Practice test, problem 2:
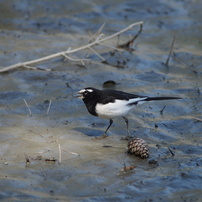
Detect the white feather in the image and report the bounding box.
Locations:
[79,89,93,93]
[96,97,147,119]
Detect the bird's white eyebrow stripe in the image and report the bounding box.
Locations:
[87,89,93,92]
[79,89,94,93]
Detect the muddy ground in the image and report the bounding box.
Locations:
[0,0,201,201]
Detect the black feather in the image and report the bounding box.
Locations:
[144,97,181,101]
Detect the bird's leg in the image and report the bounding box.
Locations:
[122,116,131,140]
[93,119,113,140]
[103,119,113,137]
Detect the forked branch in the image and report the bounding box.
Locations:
[0,21,143,73]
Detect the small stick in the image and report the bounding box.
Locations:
[173,55,198,74]
[160,105,166,115]
[23,99,32,116]
[62,53,90,64]
[88,23,106,43]
[88,47,106,61]
[168,147,175,157]
[58,143,80,164]
[58,143,62,163]
[117,23,143,51]
[46,100,52,115]
[60,146,80,157]
[165,35,176,66]
[24,65,51,71]
[173,55,193,68]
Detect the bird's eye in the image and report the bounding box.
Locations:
[83,91,88,96]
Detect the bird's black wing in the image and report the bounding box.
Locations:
[101,89,145,101]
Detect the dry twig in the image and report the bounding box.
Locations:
[88,23,106,43]
[46,99,52,115]
[168,147,175,157]
[160,105,166,115]
[117,23,143,51]
[58,143,80,163]
[0,21,143,73]
[165,34,176,66]
[23,99,32,116]
[58,143,62,163]
[173,55,198,74]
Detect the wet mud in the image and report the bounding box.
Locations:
[0,0,202,201]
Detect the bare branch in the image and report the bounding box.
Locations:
[0,21,143,73]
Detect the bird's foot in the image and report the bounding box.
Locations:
[92,134,108,140]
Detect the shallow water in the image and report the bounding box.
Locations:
[0,0,202,201]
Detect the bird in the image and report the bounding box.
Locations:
[77,87,181,139]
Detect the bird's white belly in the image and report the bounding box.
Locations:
[95,99,135,119]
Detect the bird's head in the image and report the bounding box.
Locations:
[77,87,96,100]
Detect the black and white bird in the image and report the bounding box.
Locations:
[77,87,181,138]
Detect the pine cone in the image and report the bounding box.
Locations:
[127,138,149,159]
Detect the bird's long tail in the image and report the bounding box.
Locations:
[128,96,181,106]
[145,96,181,101]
